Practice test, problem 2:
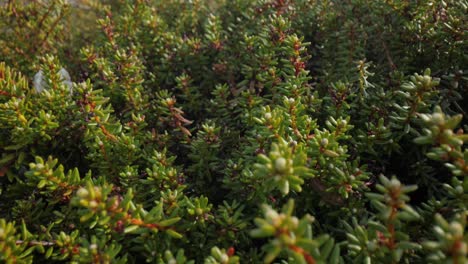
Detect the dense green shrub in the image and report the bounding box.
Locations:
[1,0,467,263]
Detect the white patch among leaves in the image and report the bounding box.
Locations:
[33,68,73,95]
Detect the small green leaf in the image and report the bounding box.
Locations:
[166,229,183,239]
[323,150,339,158]
[37,180,47,189]
[0,153,15,165]
[159,217,181,227]
[124,225,140,234]
[45,247,54,259]
[18,246,36,258]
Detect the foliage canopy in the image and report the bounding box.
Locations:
[0,0,467,263]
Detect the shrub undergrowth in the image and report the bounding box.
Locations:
[0,0,466,263]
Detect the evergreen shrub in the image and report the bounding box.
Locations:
[0,0,467,263]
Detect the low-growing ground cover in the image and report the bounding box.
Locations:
[0,0,466,263]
